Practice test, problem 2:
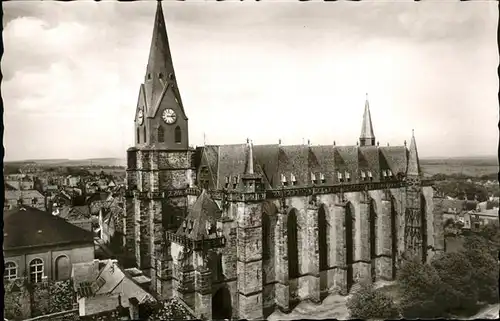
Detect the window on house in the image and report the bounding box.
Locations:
[175,126,182,144]
[147,73,151,80]
[233,176,239,189]
[338,171,343,183]
[345,172,351,182]
[136,128,140,143]
[32,198,38,205]
[29,258,44,283]
[382,170,387,179]
[143,127,147,143]
[225,176,230,188]
[368,171,373,181]
[320,173,325,184]
[291,174,297,186]
[158,126,165,143]
[361,171,366,181]
[387,170,393,177]
[4,262,17,281]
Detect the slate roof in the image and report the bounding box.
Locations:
[4,206,94,250]
[194,143,410,189]
[176,190,222,240]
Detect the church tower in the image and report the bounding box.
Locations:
[359,94,376,147]
[125,0,194,298]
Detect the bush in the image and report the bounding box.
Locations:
[147,299,193,320]
[346,281,399,320]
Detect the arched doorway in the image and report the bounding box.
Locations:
[345,203,355,292]
[212,286,232,319]
[369,200,377,282]
[55,255,70,281]
[420,195,428,263]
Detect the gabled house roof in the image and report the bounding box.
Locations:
[4,206,94,250]
[72,259,155,316]
[176,190,222,240]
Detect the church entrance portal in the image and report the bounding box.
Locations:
[212,286,232,320]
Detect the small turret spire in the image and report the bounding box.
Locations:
[245,139,254,175]
[407,129,420,176]
[360,93,375,146]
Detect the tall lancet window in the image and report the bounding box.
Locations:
[136,128,140,143]
[143,127,147,143]
[175,126,181,143]
[158,126,165,143]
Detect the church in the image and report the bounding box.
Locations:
[124,2,445,320]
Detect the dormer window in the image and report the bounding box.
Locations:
[345,172,351,182]
[225,176,229,188]
[311,172,317,184]
[338,171,343,183]
[320,173,325,184]
[361,171,366,181]
[382,170,387,179]
[281,174,287,186]
[291,174,297,186]
[368,171,373,181]
[387,169,393,177]
[233,175,239,189]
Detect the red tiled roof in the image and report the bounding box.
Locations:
[4,206,94,250]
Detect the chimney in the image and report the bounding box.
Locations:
[129,297,140,320]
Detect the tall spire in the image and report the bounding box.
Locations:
[244,139,254,175]
[407,129,420,176]
[144,1,183,112]
[360,93,375,147]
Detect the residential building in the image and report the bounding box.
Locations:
[72,259,155,318]
[3,206,95,283]
[4,189,46,211]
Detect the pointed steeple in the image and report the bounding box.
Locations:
[407,129,420,176]
[244,139,254,175]
[144,1,184,115]
[360,93,375,147]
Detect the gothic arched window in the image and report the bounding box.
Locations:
[158,126,165,143]
[143,127,147,143]
[136,128,140,143]
[175,126,181,144]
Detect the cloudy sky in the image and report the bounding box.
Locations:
[2,0,498,161]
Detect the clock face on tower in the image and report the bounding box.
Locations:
[137,109,144,125]
[162,108,177,124]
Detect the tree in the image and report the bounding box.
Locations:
[431,252,479,315]
[397,258,449,319]
[463,229,500,304]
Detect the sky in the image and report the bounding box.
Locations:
[2,0,498,161]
